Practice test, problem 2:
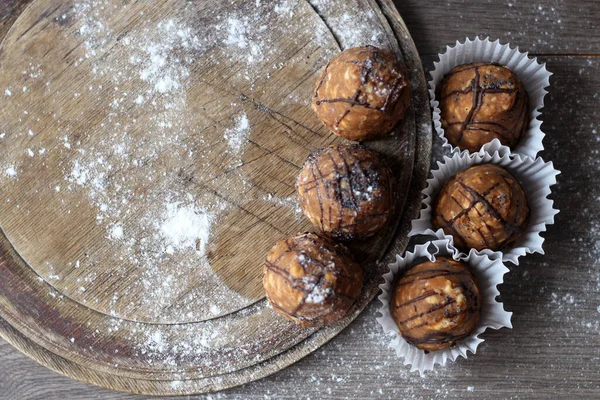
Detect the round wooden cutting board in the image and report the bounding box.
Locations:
[0,0,431,395]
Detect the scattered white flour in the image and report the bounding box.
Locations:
[263,193,302,215]
[23,63,43,79]
[309,1,386,48]
[130,19,203,95]
[107,223,124,241]
[273,0,297,17]
[209,304,221,315]
[305,285,332,304]
[0,0,330,326]
[68,160,92,186]
[335,12,383,47]
[4,166,17,178]
[159,202,214,256]
[224,17,249,49]
[224,112,250,155]
[221,15,265,65]
[73,0,113,59]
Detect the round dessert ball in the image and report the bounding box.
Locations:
[391,257,482,351]
[263,232,363,328]
[438,62,529,152]
[312,46,411,141]
[297,144,396,240]
[432,164,529,252]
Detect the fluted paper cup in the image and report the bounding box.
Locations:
[409,140,560,265]
[376,238,512,375]
[429,37,552,158]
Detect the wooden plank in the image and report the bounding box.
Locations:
[393,0,600,56]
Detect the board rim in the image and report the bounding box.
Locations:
[0,0,433,394]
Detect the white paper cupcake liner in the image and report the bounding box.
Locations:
[376,238,512,376]
[409,140,560,265]
[429,37,552,158]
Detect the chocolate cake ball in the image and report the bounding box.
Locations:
[297,144,396,240]
[438,62,529,152]
[263,232,363,328]
[432,164,529,252]
[312,46,411,141]
[391,257,482,351]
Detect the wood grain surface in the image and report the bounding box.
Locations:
[0,0,432,396]
[1,0,600,399]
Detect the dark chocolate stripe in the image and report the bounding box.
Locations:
[399,299,457,324]
[457,180,524,235]
[396,290,438,308]
[334,109,350,128]
[314,97,380,110]
[410,308,469,330]
[441,85,473,100]
[471,199,498,249]
[309,159,327,230]
[443,86,518,101]
[324,151,345,231]
[337,148,359,211]
[483,88,519,94]
[460,67,483,143]
[441,182,501,229]
[441,64,481,80]
[396,270,471,287]
[406,330,471,347]
[381,74,402,112]
[314,62,329,98]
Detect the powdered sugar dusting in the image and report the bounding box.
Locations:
[308,0,388,49]
[159,202,214,256]
[224,112,250,155]
[305,283,332,304]
[107,223,124,241]
[130,19,203,95]
[4,165,17,178]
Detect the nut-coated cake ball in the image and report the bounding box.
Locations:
[432,164,529,251]
[438,62,529,152]
[312,46,411,141]
[297,144,396,240]
[391,257,482,351]
[263,232,363,328]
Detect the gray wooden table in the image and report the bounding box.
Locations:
[1,1,599,399]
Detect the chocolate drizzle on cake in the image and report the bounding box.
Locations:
[390,257,482,352]
[297,144,395,240]
[438,62,530,152]
[433,164,529,252]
